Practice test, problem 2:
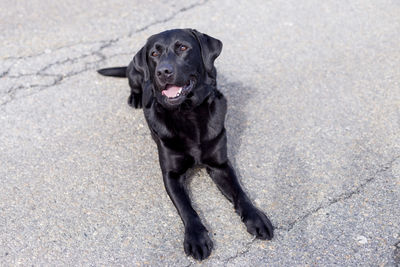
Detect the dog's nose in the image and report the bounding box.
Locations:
[156,64,174,79]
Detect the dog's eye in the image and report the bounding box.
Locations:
[151,51,159,57]
[180,45,188,51]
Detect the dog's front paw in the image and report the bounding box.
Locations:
[184,223,213,261]
[241,207,274,240]
[127,93,142,108]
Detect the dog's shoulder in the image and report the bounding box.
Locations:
[207,88,227,116]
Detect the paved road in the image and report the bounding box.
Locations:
[1,0,399,265]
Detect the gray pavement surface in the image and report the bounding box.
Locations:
[1,0,400,266]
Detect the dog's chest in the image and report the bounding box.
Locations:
[173,110,210,143]
[175,95,226,142]
[146,95,226,162]
[171,112,213,163]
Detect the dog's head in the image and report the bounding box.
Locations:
[127,29,222,109]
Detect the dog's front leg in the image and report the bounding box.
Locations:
[206,161,274,240]
[158,145,213,260]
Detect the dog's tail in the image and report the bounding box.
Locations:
[97,67,127,78]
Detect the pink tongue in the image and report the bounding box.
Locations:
[162,85,182,98]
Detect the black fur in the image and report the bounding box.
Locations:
[98,29,273,261]
[97,67,127,77]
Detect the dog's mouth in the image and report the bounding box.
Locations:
[161,78,195,100]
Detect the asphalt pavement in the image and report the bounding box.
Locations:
[1,0,399,266]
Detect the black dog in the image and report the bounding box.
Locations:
[98,29,273,260]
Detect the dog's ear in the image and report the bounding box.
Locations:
[127,46,152,108]
[189,29,223,85]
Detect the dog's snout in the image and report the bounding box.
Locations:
[157,64,174,79]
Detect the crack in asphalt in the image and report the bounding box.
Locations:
[276,155,400,232]
[129,0,209,37]
[221,237,256,265]
[394,238,400,264]
[0,68,10,78]
[0,0,209,107]
[216,155,399,264]
[0,39,117,106]
[2,39,115,62]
